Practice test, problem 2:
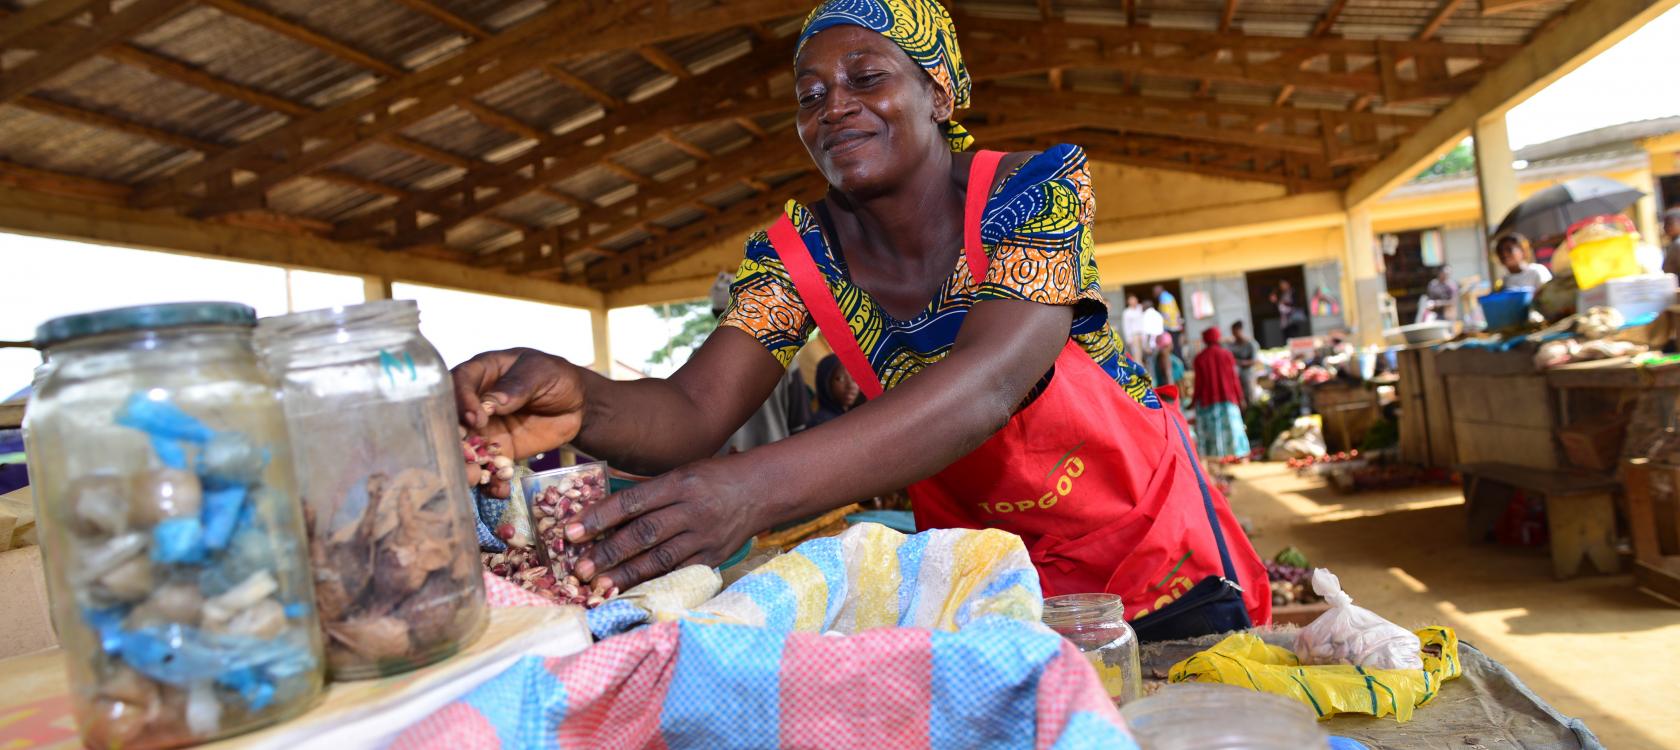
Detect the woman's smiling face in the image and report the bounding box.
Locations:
[794,25,951,197]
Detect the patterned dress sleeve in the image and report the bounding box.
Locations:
[717,203,816,368]
[975,144,1105,315]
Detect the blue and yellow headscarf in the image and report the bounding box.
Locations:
[797,0,974,152]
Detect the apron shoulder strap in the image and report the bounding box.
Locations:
[765,150,1008,401]
[964,150,1004,282]
[767,214,886,399]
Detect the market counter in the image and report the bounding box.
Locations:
[0,605,591,749]
[1142,630,1602,750]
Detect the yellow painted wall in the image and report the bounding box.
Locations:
[1096,225,1346,288]
[1645,133,1680,176]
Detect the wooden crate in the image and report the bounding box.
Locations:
[1621,459,1680,607]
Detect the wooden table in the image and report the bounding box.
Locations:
[1458,462,1620,579]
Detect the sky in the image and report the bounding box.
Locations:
[3,4,1678,393]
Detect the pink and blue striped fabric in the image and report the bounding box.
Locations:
[393,619,1133,750]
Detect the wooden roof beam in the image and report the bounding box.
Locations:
[139,0,811,213]
[735,117,769,139]
[506,141,807,272]
[100,42,474,170]
[955,16,1518,59]
[198,0,405,78]
[588,171,827,288]
[974,87,1426,131]
[1349,0,1677,207]
[388,0,488,39]
[0,0,190,106]
[342,41,792,247]
[601,161,656,188]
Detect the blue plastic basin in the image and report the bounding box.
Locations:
[1479,290,1533,330]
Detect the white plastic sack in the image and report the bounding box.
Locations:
[1294,568,1422,670]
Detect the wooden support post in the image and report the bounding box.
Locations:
[363,275,394,301]
[590,307,613,377]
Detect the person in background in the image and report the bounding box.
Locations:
[807,354,862,428]
[712,273,810,453]
[1495,233,1552,291]
[1152,332,1185,390]
[1270,279,1304,339]
[1424,266,1458,321]
[1191,327,1250,474]
[1121,294,1145,364]
[1662,208,1680,278]
[1138,299,1165,365]
[1154,284,1184,351]
[1226,320,1257,409]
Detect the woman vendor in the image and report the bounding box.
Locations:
[453,0,1269,635]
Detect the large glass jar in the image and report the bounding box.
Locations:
[1043,593,1142,706]
[1121,683,1330,749]
[26,303,325,750]
[256,301,487,680]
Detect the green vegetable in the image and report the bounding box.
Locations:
[1273,546,1310,569]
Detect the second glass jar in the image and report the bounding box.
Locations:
[1043,593,1142,706]
[257,301,487,679]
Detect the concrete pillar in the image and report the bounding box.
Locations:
[1473,116,1519,278]
[590,307,613,377]
[362,275,393,301]
[1342,206,1385,347]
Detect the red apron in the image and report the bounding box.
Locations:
[765,151,1270,625]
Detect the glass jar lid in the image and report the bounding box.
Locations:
[1043,593,1126,628]
[34,302,256,349]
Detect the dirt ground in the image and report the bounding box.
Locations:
[1225,462,1680,750]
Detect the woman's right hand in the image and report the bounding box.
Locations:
[452,348,588,475]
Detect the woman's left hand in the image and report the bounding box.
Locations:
[565,454,768,591]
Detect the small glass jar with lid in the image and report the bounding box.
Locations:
[256,300,487,680]
[27,302,325,750]
[1042,593,1142,706]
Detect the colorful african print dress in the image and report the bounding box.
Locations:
[720,144,1156,406]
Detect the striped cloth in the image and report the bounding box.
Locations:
[397,524,1137,749]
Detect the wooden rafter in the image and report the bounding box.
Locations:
[587,171,827,288]
[978,88,1425,133]
[639,45,693,79]
[388,0,488,39]
[1419,0,1469,41]
[1314,0,1351,36]
[662,133,715,161]
[506,141,807,272]
[546,66,622,109]
[339,41,792,247]
[0,0,191,106]
[198,0,405,78]
[97,41,473,170]
[137,0,811,213]
[0,0,99,51]
[1219,0,1240,32]
[458,100,546,141]
[602,161,657,188]
[970,94,1325,154]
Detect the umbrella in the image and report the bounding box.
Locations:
[1492,176,1646,242]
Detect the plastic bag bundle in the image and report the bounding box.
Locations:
[1294,568,1421,670]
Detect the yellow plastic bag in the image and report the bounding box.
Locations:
[1166,626,1462,722]
[1565,215,1643,290]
